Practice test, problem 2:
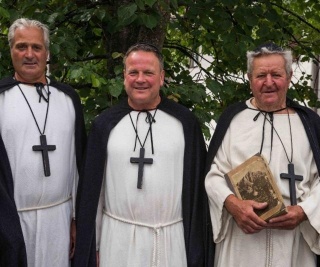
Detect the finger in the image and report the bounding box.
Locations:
[69,246,75,259]
[248,212,268,227]
[240,217,266,233]
[268,212,290,223]
[69,239,75,259]
[242,223,262,234]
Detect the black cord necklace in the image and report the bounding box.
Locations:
[251,105,303,205]
[129,109,157,189]
[255,109,292,163]
[17,80,56,177]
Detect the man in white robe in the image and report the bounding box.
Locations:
[205,43,320,267]
[73,43,213,266]
[0,18,86,266]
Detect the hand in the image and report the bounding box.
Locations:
[266,205,307,230]
[69,219,76,259]
[96,251,100,267]
[224,194,268,234]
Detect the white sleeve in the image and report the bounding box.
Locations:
[205,131,235,243]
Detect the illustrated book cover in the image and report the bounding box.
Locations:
[225,153,287,221]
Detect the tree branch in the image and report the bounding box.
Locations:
[270,1,320,34]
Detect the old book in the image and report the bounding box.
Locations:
[225,153,287,221]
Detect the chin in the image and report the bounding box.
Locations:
[133,97,148,103]
[262,96,280,105]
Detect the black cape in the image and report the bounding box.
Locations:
[73,96,214,266]
[0,77,86,267]
[205,98,320,266]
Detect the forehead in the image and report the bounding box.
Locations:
[252,54,286,71]
[125,51,160,67]
[13,26,45,46]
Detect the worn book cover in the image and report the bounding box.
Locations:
[225,153,287,221]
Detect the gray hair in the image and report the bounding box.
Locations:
[8,18,50,51]
[123,43,164,70]
[247,44,292,76]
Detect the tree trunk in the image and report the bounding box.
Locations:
[103,0,170,78]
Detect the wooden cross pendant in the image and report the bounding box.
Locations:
[32,135,56,177]
[280,163,303,205]
[130,147,153,189]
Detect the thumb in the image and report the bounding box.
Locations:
[252,201,268,210]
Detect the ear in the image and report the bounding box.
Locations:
[46,51,50,62]
[123,68,126,83]
[247,73,254,91]
[160,70,165,86]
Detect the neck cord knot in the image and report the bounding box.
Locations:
[250,106,293,164]
[130,109,157,154]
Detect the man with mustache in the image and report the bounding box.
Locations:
[205,43,320,266]
[0,18,86,266]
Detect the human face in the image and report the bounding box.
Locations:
[124,51,164,110]
[10,26,49,83]
[248,54,292,111]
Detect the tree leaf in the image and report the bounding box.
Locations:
[144,0,157,8]
[117,3,137,19]
[0,6,10,18]
[138,13,159,29]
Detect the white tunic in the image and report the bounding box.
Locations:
[96,110,187,267]
[205,99,320,267]
[0,84,78,267]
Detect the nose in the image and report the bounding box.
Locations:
[264,74,274,86]
[136,72,146,82]
[25,46,34,58]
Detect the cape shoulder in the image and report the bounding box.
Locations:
[92,98,132,132]
[159,97,200,126]
[206,101,247,172]
[288,98,320,122]
[50,79,80,101]
[0,77,19,93]
[288,99,320,173]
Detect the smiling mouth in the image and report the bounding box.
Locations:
[24,62,37,66]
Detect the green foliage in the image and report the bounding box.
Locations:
[0,0,319,138]
[0,6,10,18]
